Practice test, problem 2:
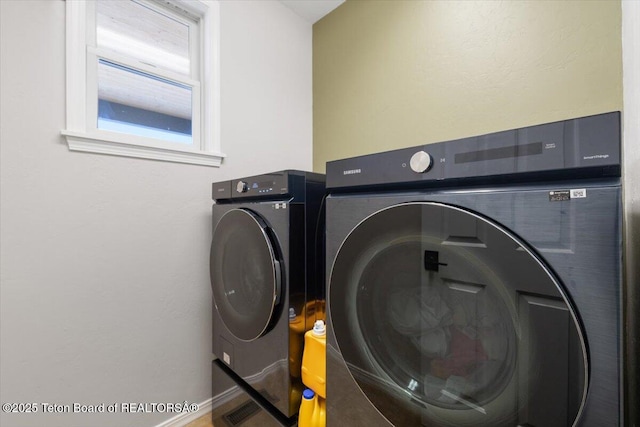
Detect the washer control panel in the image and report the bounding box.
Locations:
[326,112,620,190]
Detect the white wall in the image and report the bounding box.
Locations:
[622,2,640,425]
[220,0,313,175]
[0,1,312,426]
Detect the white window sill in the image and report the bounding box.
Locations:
[62,130,225,167]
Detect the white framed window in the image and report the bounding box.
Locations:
[62,0,224,167]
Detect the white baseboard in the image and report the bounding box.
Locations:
[209,384,244,409]
[153,397,212,427]
[153,387,243,427]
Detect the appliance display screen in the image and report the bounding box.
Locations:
[252,180,276,189]
[455,142,543,164]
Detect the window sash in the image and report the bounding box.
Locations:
[96,0,194,77]
[86,48,202,150]
[87,0,200,149]
[63,0,223,167]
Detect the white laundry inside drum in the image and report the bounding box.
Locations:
[359,240,516,411]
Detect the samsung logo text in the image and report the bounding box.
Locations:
[343,169,362,175]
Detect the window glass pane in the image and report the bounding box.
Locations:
[97,0,190,76]
[97,59,192,144]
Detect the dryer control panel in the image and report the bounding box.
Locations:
[327,111,621,190]
[212,170,325,202]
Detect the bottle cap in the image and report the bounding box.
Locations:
[312,320,326,336]
[303,388,315,399]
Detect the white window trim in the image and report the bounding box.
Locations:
[62,0,224,167]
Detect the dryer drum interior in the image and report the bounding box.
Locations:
[211,208,282,342]
[329,202,588,427]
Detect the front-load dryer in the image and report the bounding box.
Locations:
[325,112,622,427]
[210,170,325,421]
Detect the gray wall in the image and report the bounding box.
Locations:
[0,1,312,426]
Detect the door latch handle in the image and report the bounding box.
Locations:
[424,250,447,272]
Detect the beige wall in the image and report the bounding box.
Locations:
[313,0,622,172]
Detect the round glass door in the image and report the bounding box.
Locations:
[329,202,587,427]
[210,208,282,342]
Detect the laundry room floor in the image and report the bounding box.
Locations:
[185,413,213,427]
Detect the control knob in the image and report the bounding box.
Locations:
[410,151,433,173]
[236,181,248,193]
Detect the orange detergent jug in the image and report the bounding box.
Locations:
[301,320,326,398]
[315,396,326,427]
[298,388,326,427]
[298,388,316,427]
[290,301,325,377]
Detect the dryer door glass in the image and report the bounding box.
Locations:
[329,202,587,427]
[211,208,281,342]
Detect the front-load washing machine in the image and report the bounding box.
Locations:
[210,170,325,421]
[325,112,622,427]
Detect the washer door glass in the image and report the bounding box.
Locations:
[329,202,587,427]
[211,208,281,342]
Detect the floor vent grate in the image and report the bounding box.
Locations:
[222,400,260,426]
